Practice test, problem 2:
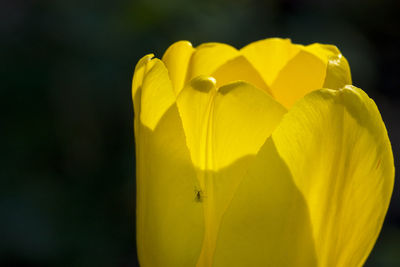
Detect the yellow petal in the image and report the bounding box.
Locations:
[187,42,239,80]
[134,57,205,266]
[135,86,204,266]
[161,41,195,94]
[211,55,273,95]
[132,54,155,133]
[213,138,318,266]
[305,44,352,89]
[241,38,301,86]
[324,50,352,89]
[176,76,287,171]
[175,77,286,266]
[140,58,176,130]
[271,86,394,266]
[132,54,155,103]
[270,48,326,108]
[271,43,352,108]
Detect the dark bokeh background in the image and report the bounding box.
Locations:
[1,0,399,266]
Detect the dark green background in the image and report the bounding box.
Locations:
[1,0,399,266]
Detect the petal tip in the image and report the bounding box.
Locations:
[143,53,155,62]
[177,40,193,47]
[218,80,248,95]
[162,41,194,62]
[133,54,155,74]
[340,85,365,100]
[190,76,216,92]
[170,40,193,48]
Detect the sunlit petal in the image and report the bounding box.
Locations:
[187,42,239,81]
[272,85,394,266]
[135,62,204,265]
[176,76,286,171]
[241,38,301,86]
[213,137,318,266]
[162,41,194,95]
[132,54,155,133]
[211,55,273,95]
[270,48,326,108]
[175,77,287,266]
[266,42,352,108]
[139,59,176,130]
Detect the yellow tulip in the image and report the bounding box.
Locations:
[132,38,394,267]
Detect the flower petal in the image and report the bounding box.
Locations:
[187,42,239,81]
[211,55,273,95]
[140,58,176,130]
[132,54,155,124]
[240,38,301,86]
[161,41,195,94]
[176,77,287,171]
[213,138,318,266]
[135,107,205,267]
[134,57,205,266]
[304,44,352,89]
[324,50,352,89]
[270,48,326,108]
[176,77,287,265]
[270,43,352,108]
[271,86,394,266]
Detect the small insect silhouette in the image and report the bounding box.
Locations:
[194,187,205,202]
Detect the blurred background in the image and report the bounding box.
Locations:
[1,0,399,266]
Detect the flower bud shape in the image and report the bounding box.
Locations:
[132,38,394,267]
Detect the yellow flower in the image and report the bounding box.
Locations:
[132,38,394,267]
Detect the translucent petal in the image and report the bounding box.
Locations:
[270,48,326,108]
[304,44,352,89]
[132,54,155,105]
[176,76,286,171]
[271,86,394,266]
[132,54,155,134]
[161,41,194,94]
[134,62,205,265]
[241,38,301,86]
[134,55,205,267]
[135,107,204,267]
[270,43,352,108]
[187,42,239,80]
[213,138,318,266]
[175,78,287,266]
[140,58,176,130]
[211,56,273,95]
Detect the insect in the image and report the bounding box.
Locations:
[194,187,205,202]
